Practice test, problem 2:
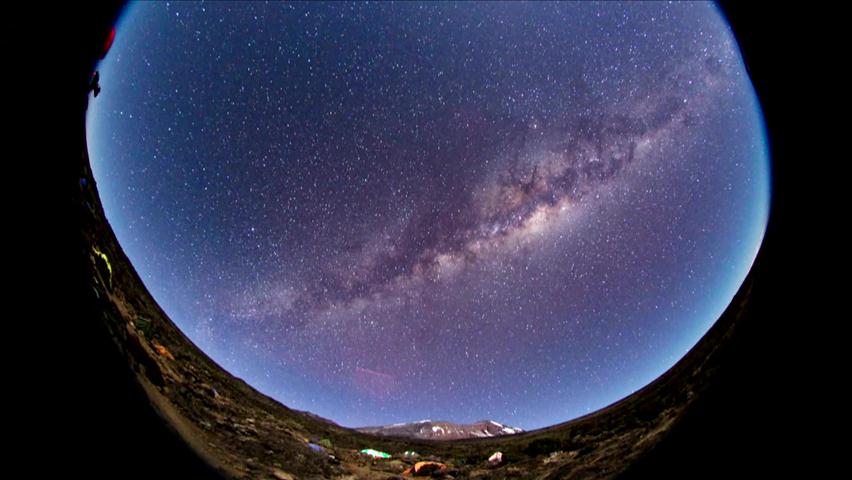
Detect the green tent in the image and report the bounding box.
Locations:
[360,449,391,459]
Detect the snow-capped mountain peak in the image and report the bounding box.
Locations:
[356,419,524,441]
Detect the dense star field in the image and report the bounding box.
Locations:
[87,2,769,430]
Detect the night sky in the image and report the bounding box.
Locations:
[87,1,769,430]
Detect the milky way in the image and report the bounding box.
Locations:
[88,2,769,429]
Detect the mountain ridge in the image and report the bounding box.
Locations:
[356,419,524,441]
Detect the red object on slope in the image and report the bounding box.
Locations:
[101,27,116,59]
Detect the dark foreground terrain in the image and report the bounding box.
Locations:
[52,3,798,479]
